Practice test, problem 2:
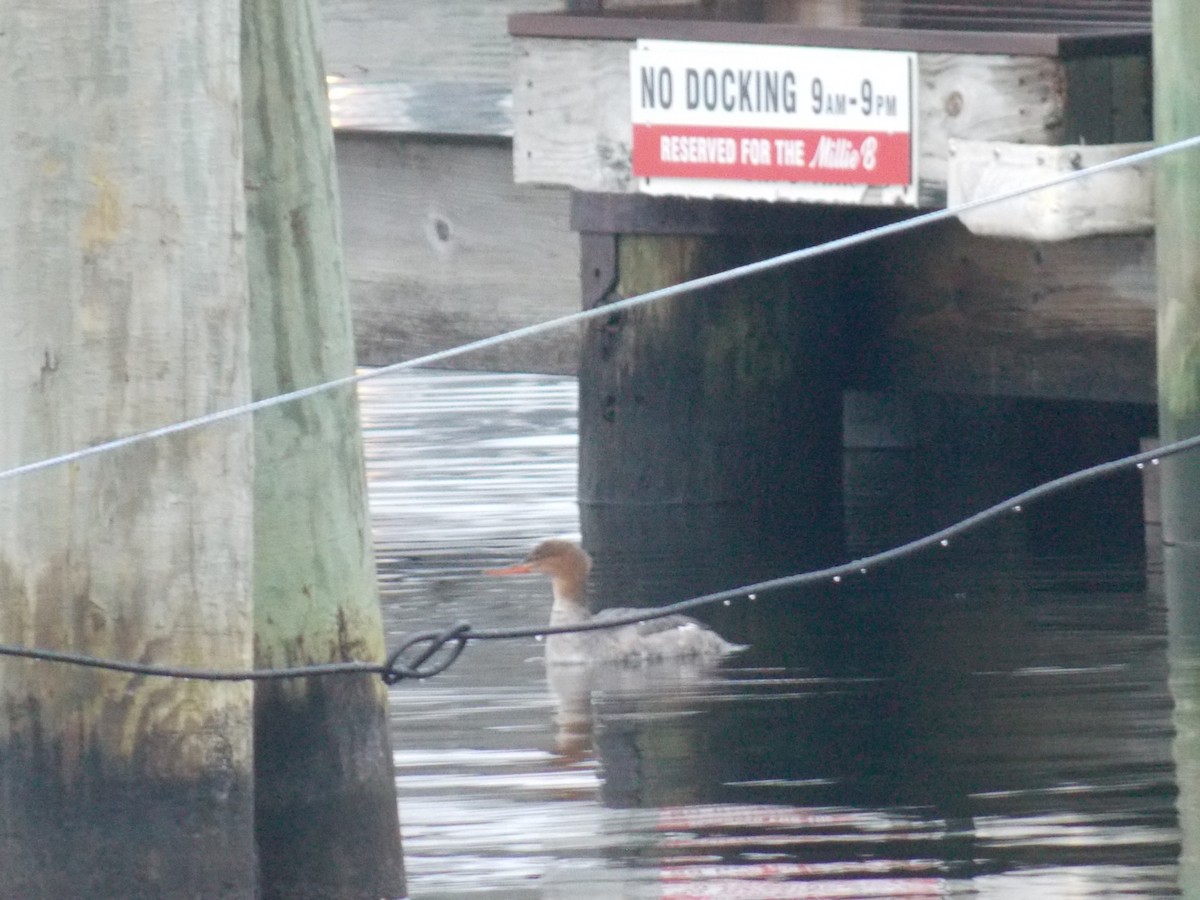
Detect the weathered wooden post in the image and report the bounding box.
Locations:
[577,198,846,612]
[241,1,406,897]
[0,2,256,896]
[1155,2,1200,895]
[1156,3,1200,549]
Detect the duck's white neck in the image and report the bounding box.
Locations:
[549,575,590,626]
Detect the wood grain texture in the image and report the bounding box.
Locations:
[877,221,1156,402]
[337,134,581,373]
[580,230,847,584]
[242,1,405,895]
[321,0,561,136]
[513,36,1149,206]
[329,79,513,136]
[1153,0,1200,545]
[915,53,1069,202]
[948,140,1153,241]
[0,1,255,895]
[322,0,555,84]
[514,38,635,193]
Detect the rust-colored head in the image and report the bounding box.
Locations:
[486,539,592,582]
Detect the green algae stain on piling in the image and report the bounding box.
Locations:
[1158,293,1200,422]
[254,674,401,900]
[0,0,258,894]
[701,285,796,395]
[1155,1,1200,548]
[582,223,844,568]
[241,0,404,896]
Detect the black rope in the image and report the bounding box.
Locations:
[381,623,472,684]
[0,643,385,681]
[0,623,473,683]
[0,431,1196,683]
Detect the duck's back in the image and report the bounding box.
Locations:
[546,608,746,665]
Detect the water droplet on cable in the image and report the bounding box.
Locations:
[535,635,544,643]
[748,593,757,601]
[723,599,731,606]
[1012,504,1022,513]
[940,539,949,547]
[1151,458,1161,466]
[1137,463,1145,470]
[859,567,868,575]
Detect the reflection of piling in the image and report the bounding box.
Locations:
[1156,4,1200,897]
[0,5,256,896]
[242,0,405,897]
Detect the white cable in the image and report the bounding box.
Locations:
[2,134,1197,484]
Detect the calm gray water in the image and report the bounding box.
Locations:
[359,369,1179,899]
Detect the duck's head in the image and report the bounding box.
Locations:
[487,539,591,579]
[486,539,592,606]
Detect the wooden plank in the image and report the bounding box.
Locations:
[948,140,1153,241]
[336,134,580,373]
[883,0,1149,31]
[509,11,1151,57]
[323,0,555,84]
[875,222,1156,403]
[329,79,513,137]
[514,37,1147,206]
[322,0,553,136]
[514,38,634,194]
[601,0,1152,28]
[764,0,866,27]
[915,53,1074,204]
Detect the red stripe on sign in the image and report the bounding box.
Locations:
[632,124,911,186]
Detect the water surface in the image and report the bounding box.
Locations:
[360,369,1178,899]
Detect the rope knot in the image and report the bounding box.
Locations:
[381,623,472,684]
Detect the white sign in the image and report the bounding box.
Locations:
[629,40,917,205]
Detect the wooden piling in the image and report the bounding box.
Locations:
[241,1,405,897]
[0,2,256,896]
[1155,4,1200,895]
[577,198,847,604]
[1155,1,1200,547]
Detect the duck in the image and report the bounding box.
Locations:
[486,538,747,665]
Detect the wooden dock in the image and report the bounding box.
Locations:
[324,0,1160,407]
[499,1,1159,557]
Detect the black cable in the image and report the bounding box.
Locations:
[0,430,1194,683]
[465,432,1197,641]
[0,643,385,681]
[0,622,472,683]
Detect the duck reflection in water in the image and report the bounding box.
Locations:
[487,539,746,757]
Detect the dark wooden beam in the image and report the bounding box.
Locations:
[509,10,1149,58]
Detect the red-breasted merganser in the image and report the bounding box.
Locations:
[486,539,747,665]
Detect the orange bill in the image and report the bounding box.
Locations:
[484,562,534,576]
